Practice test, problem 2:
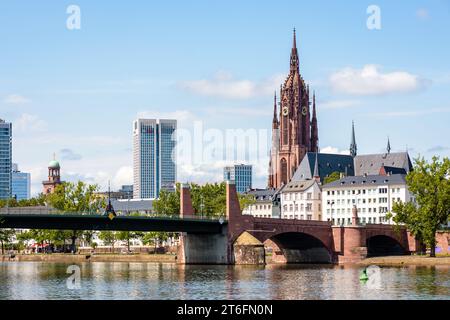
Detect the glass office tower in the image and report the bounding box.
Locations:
[0,119,12,200]
[223,164,252,193]
[12,163,31,200]
[133,119,177,199]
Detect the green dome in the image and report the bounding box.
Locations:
[48,160,60,169]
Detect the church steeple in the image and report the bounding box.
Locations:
[310,91,319,152]
[350,121,357,158]
[313,152,320,182]
[387,137,391,154]
[290,28,299,72]
[272,91,278,129]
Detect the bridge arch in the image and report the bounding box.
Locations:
[366,234,407,257]
[265,232,332,264]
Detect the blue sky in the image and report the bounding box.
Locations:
[1,1,450,195]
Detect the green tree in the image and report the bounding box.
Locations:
[98,231,117,252]
[153,182,255,218]
[153,187,180,216]
[142,232,169,252]
[46,181,105,252]
[323,171,342,185]
[389,156,450,257]
[0,229,15,255]
[117,231,144,252]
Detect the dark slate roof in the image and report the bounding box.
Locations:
[244,188,276,202]
[354,152,412,176]
[380,166,407,175]
[323,174,407,189]
[111,199,153,211]
[292,153,355,182]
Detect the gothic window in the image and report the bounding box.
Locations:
[282,114,288,145]
[281,158,288,185]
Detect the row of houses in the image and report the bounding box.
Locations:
[243,151,414,226]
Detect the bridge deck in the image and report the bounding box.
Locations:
[0,214,227,233]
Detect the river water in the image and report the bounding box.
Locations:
[0,262,449,300]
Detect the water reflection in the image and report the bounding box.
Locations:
[0,262,448,300]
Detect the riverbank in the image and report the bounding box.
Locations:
[1,253,177,263]
[358,255,450,266]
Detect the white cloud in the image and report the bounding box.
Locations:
[179,72,284,99]
[4,94,31,105]
[416,8,430,20]
[367,107,450,118]
[113,166,133,188]
[329,65,426,95]
[205,106,272,117]
[320,100,361,109]
[14,114,47,133]
[320,146,350,155]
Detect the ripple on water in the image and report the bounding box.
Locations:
[0,262,448,300]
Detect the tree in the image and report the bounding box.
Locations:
[117,231,143,252]
[239,193,257,212]
[323,171,342,185]
[142,232,169,252]
[153,187,180,216]
[98,231,117,252]
[0,228,15,255]
[153,182,256,218]
[46,181,105,253]
[389,156,450,257]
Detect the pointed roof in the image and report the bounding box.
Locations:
[350,121,357,157]
[387,137,391,154]
[313,152,319,178]
[290,28,299,70]
[292,153,355,182]
[312,91,317,119]
[272,91,278,125]
[354,152,413,176]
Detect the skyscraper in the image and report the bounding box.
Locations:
[224,164,252,193]
[268,30,319,189]
[12,163,31,200]
[133,119,177,199]
[0,119,12,200]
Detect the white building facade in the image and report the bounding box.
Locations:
[280,180,322,221]
[322,174,413,226]
[242,189,276,218]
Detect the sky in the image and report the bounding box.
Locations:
[1,0,450,196]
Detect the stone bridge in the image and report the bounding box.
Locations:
[178,181,423,264]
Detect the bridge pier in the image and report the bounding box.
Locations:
[177,184,231,264]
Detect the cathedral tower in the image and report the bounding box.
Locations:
[268,30,319,188]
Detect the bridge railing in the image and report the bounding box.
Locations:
[0,208,227,222]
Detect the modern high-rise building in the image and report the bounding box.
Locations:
[12,163,31,200]
[224,164,252,193]
[133,119,177,199]
[0,119,12,200]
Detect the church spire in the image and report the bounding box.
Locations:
[290,28,299,71]
[272,91,278,129]
[313,152,320,182]
[387,137,391,154]
[310,91,319,152]
[350,121,357,158]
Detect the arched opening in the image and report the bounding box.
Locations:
[267,232,332,264]
[366,235,407,257]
